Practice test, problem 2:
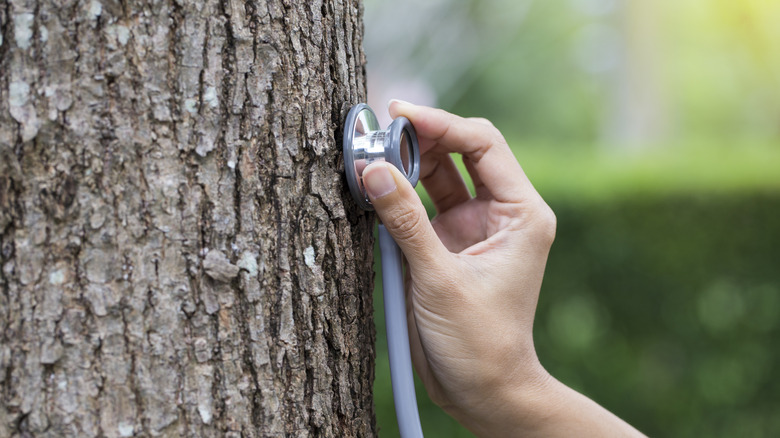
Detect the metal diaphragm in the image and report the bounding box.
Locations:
[343,103,420,210]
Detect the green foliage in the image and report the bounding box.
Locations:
[372,145,780,437]
[518,141,780,202]
[436,0,780,145]
[539,193,780,437]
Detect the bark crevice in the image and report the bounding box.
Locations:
[1,0,375,436]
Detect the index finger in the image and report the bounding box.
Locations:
[388,100,534,204]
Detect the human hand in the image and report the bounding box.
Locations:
[362,100,555,435]
[362,101,643,437]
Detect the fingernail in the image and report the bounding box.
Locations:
[387,99,412,111]
[364,164,397,199]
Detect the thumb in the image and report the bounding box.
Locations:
[362,162,449,270]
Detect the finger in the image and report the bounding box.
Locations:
[362,162,451,271]
[467,117,494,127]
[420,152,471,214]
[389,100,534,204]
[463,155,490,200]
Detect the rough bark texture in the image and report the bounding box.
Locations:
[0,0,376,436]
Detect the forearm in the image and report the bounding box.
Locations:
[527,376,646,437]
[454,368,646,438]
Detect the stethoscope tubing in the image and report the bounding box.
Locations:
[378,224,424,438]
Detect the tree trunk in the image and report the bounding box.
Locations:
[0,0,376,436]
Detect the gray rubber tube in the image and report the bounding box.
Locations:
[378,225,424,438]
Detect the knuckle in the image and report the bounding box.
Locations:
[491,128,509,148]
[387,206,425,242]
[480,126,508,158]
[469,117,495,128]
[463,119,507,163]
[533,202,557,245]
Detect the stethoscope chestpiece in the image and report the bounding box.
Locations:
[343,103,420,210]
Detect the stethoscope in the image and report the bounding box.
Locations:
[343,103,424,438]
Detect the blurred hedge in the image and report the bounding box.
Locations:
[538,192,780,437]
[373,157,780,436]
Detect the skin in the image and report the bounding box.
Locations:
[361,100,645,437]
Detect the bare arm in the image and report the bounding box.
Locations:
[361,100,645,437]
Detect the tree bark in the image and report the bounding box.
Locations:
[0,0,376,436]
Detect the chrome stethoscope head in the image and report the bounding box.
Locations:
[343,103,421,210]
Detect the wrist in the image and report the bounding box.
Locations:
[447,355,557,437]
[453,362,646,438]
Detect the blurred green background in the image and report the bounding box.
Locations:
[363,0,780,436]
